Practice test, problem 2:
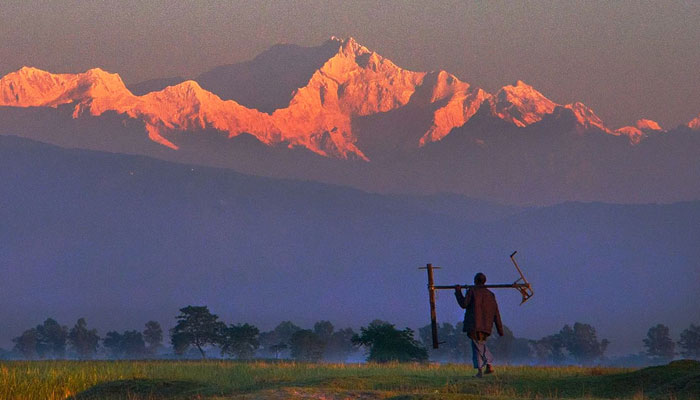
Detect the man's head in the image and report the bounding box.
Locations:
[474,272,486,285]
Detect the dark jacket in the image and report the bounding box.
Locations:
[455,286,504,339]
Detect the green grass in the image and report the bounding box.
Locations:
[0,359,698,399]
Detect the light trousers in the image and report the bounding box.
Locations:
[471,338,493,369]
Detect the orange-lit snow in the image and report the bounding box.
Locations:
[2,37,650,158]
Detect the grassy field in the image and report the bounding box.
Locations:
[0,359,698,400]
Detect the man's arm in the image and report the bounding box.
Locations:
[454,285,466,308]
[494,297,504,336]
[454,285,472,309]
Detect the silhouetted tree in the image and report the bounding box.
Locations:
[313,321,334,342]
[531,333,566,364]
[121,330,146,358]
[488,325,532,364]
[290,329,325,362]
[308,320,357,362]
[220,323,260,359]
[325,327,357,362]
[170,305,226,359]
[259,321,301,358]
[143,321,163,355]
[12,329,39,359]
[103,331,125,358]
[12,319,71,359]
[644,324,675,361]
[36,318,68,358]
[268,343,288,359]
[419,322,469,362]
[678,324,700,359]
[101,330,145,358]
[559,323,609,365]
[352,320,428,363]
[68,318,99,359]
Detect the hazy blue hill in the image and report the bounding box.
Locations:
[1,136,698,354]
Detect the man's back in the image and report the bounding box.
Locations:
[456,286,504,338]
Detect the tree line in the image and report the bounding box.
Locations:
[2,305,698,365]
[9,318,163,360]
[419,321,700,366]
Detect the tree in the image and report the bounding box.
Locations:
[559,323,609,365]
[121,330,146,358]
[103,331,125,358]
[36,318,68,358]
[644,324,675,361]
[220,323,260,359]
[170,305,226,359]
[488,325,532,364]
[419,322,469,362]
[532,333,566,364]
[259,321,301,358]
[268,343,288,359]
[143,321,163,355]
[313,321,334,342]
[352,320,428,363]
[12,329,39,359]
[678,324,700,359]
[103,330,147,358]
[325,327,357,362]
[290,329,325,362]
[68,318,100,359]
[309,321,356,362]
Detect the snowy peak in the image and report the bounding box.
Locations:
[636,118,662,132]
[144,80,213,104]
[417,72,489,145]
[339,36,370,57]
[687,113,700,130]
[0,66,131,109]
[491,80,557,127]
[564,102,610,133]
[283,36,425,124]
[0,37,663,159]
[614,118,664,144]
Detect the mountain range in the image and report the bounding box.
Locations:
[1,36,699,204]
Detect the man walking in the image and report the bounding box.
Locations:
[455,272,504,377]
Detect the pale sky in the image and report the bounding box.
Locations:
[1,0,699,128]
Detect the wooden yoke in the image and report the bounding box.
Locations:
[421,252,533,349]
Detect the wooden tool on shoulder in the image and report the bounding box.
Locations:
[420,251,533,349]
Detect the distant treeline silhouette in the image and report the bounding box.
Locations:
[2,305,698,366]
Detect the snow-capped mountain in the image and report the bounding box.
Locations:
[615,119,664,144]
[0,37,632,160]
[1,37,698,204]
[688,113,700,130]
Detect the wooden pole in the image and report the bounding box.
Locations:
[425,263,440,349]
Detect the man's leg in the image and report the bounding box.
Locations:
[483,342,494,374]
[470,339,483,377]
[471,338,490,377]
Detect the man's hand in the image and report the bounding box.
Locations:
[454,284,461,292]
